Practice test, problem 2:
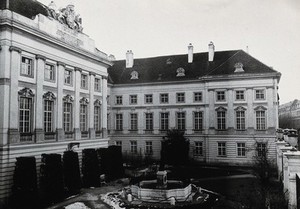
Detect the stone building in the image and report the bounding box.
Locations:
[279,99,300,129]
[0,1,112,205]
[108,43,281,165]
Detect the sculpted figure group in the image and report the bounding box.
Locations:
[47,1,83,32]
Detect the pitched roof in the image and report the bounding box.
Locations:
[108,50,279,85]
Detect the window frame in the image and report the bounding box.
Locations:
[216,91,226,102]
[63,102,73,132]
[94,105,101,132]
[64,69,73,86]
[130,95,138,105]
[160,112,169,131]
[80,73,88,89]
[44,63,55,82]
[145,94,153,104]
[217,142,226,157]
[145,141,153,155]
[130,113,138,130]
[256,110,266,130]
[80,104,88,132]
[217,110,226,130]
[235,90,245,101]
[255,89,265,100]
[176,92,185,103]
[115,113,123,131]
[44,100,54,133]
[194,141,203,156]
[176,112,186,130]
[130,141,138,154]
[145,112,153,131]
[194,111,203,131]
[160,93,169,104]
[20,56,34,77]
[236,109,246,130]
[94,78,101,92]
[194,92,203,102]
[115,95,123,105]
[237,142,246,157]
[257,142,267,157]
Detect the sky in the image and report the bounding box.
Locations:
[38,0,300,104]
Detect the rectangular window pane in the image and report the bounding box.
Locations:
[145,113,153,130]
[256,111,266,130]
[130,95,137,104]
[145,141,153,155]
[94,78,101,92]
[63,103,72,132]
[236,110,245,130]
[64,70,72,85]
[145,94,153,104]
[160,113,169,130]
[21,57,33,76]
[195,141,203,156]
[194,112,203,131]
[194,92,202,102]
[216,91,226,101]
[130,141,137,154]
[237,143,246,157]
[80,104,88,132]
[44,100,53,133]
[177,112,186,130]
[217,111,226,130]
[218,142,226,156]
[130,113,138,130]
[116,96,123,105]
[94,106,101,132]
[160,94,169,103]
[176,93,185,103]
[236,91,245,100]
[116,114,123,130]
[19,97,32,134]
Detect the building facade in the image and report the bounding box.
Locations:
[279,99,300,129]
[108,43,281,166]
[0,2,112,205]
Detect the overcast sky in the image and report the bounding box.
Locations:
[38,0,300,104]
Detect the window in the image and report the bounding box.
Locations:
[21,57,33,76]
[255,89,265,100]
[145,141,153,155]
[145,94,153,104]
[44,63,55,81]
[63,102,72,132]
[115,96,123,105]
[130,95,137,104]
[80,104,88,132]
[176,93,185,103]
[130,141,137,154]
[19,97,32,134]
[116,141,122,147]
[145,113,153,130]
[257,143,267,157]
[256,111,266,130]
[194,112,203,131]
[160,113,169,131]
[64,69,72,85]
[116,114,123,130]
[195,141,203,156]
[218,142,226,156]
[177,112,186,130]
[160,93,169,103]
[94,105,101,132]
[236,110,246,130]
[81,74,88,89]
[235,90,245,100]
[130,113,138,130]
[194,92,202,102]
[237,143,246,157]
[44,100,54,133]
[217,111,226,130]
[94,78,101,92]
[216,91,226,101]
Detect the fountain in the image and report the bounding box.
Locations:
[101,170,218,209]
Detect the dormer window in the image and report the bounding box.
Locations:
[130,71,138,80]
[176,68,185,77]
[234,62,244,73]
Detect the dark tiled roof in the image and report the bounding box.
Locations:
[108,50,279,84]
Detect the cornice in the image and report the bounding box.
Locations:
[36,54,46,61]
[57,61,66,67]
[74,67,82,72]
[89,72,96,76]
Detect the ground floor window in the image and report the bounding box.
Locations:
[194,141,203,156]
[130,141,137,154]
[145,141,153,155]
[257,142,267,157]
[218,142,226,157]
[237,143,246,157]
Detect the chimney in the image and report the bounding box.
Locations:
[188,43,193,63]
[126,50,134,68]
[208,41,215,62]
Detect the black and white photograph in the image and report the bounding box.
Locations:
[0,0,299,208]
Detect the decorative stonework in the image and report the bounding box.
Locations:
[74,67,82,72]
[36,54,46,61]
[215,106,227,111]
[57,61,66,67]
[63,94,74,103]
[234,62,245,73]
[130,71,139,80]
[9,46,22,53]
[176,68,185,77]
[254,106,267,111]
[80,97,89,105]
[43,91,56,101]
[235,106,247,111]
[94,99,102,106]
[18,87,34,98]
[47,2,83,32]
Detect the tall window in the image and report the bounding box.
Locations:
[160,113,169,131]
[130,141,137,154]
[19,97,32,134]
[145,141,153,155]
[176,93,185,103]
[145,113,153,130]
[194,111,203,131]
[255,89,265,100]
[94,105,101,132]
[116,96,123,105]
[177,112,186,130]
[63,102,72,132]
[195,141,203,156]
[216,91,226,101]
[64,69,72,85]
[21,57,33,76]
[130,113,138,130]
[116,114,123,130]
[80,104,88,132]
[235,90,245,100]
[218,142,226,156]
[217,111,226,130]
[94,78,101,92]
[44,100,54,133]
[145,94,153,104]
[257,143,267,157]
[236,109,246,130]
[237,143,246,157]
[256,110,266,130]
[130,95,137,104]
[44,63,55,81]
[194,92,202,102]
[160,93,169,103]
[81,74,88,89]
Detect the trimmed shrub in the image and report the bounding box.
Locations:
[82,149,100,187]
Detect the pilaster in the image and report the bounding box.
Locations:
[89,72,95,138]
[246,88,254,128]
[102,76,108,138]
[227,89,234,129]
[56,62,65,141]
[74,68,81,140]
[35,55,46,142]
[8,46,21,143]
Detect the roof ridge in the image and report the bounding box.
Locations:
[203,50,242,76]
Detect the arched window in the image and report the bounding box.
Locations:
[130,71,139,79]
